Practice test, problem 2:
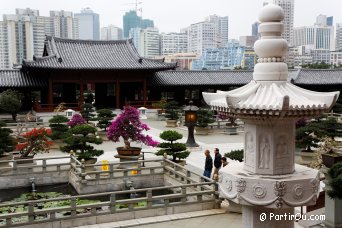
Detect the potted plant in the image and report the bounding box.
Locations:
[96,109,115,131]
[80,103,95,123]
[224,149,244,162]
[195,108,215,135]
[152,97,167,115]
[296,124,320,165]
[326,162,342,199]
[0,121,15,161]
[61,124,103,163]
[0,89,22,121]
[15,128,53,163]
[164,101,180,127]
[67,114,86,128]
[107,106,159,156]
[320,137,342,168]
[156,130,190,162]
[48,115,69,149]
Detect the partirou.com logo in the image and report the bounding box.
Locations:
[259,213,325,222]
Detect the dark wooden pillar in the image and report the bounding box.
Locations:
[47,77,53,110]
[79,77,84,105]
[143,78,147,106]
[116,80,120,109]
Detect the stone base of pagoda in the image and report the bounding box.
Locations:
[218,162,320,209]
[242,206,294,228]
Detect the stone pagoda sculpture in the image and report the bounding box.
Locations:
[203,4,339,228]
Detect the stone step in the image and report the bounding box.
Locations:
[76,209,226,228]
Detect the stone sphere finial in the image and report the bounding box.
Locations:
[259,3,284,23]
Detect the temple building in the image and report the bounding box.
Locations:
[0,36,342,111]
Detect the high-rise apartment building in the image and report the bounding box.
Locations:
[75,8,100,40]
[336,23,342,51]
[101,25,123,40]
[188,15,229,56]
[160,33,188,55]
[293,25,334,50]
[0,9,45,68]
[129,27,160,57]
[271,0,294,45]
[47,11,79,39]
[123,11,154,38]
[139,27,160,57]
[0,8,79,68]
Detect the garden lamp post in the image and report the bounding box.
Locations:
[184,101,199,147]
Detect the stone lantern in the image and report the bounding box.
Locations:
[203,4,339,228]
[183,101,199,147]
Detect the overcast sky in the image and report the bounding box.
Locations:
[1,0,342,39]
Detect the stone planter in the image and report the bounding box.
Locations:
[225,126,238,135]
[165,119,177,127]
[116,147,142,156]
[322,153,342,168]
[299,151,316,165]
[195,126,209,135]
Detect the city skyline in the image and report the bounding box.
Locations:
[1,0,342,39]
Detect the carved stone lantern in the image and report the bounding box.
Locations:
[184,101,199,147]
[203,4,339,228]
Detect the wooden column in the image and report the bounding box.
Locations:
[47,77,53,110]
[116,80,120,109]
[143,77,147,106]
[79,77,84,106]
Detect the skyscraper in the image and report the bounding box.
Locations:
[336,23,342,51]
[123,11,154,38]
[272,0,294,45]
[293,26,334,50]
[206,15,229,46]
[101,25,123,40]
[129,27,160,57]
[252,22,260,37]
[75,8,100,40]
[327,16,333,26]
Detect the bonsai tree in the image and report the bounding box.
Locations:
[16,128,53,158]
[49,115,69,140]
[164,101,180,120]
[80,103,95,123]
[107,106,159,149]
[196,108,215,128]
[327,162,342,199]
[156,130,190,162]
[0,121,15,156]
[152,97,167,110]
[310,137,340,169]
[224,149,244,162]
[97,109,115,131]
[67,114,86,128]
[61,124,103,160]
[0,89,22,121]
[312,118,342,140]
[296,125,319,152]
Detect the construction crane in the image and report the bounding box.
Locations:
[122,0,143,17]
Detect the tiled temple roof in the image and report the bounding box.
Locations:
[0,69,46,87]
[293,69,342,85]
[22,36,177,70]
[149,69,299,86]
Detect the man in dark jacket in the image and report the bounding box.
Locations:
[203,150,213,180]
[213,148,222,178]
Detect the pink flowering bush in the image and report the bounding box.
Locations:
[107,106,159,148]
[67,114,86,128]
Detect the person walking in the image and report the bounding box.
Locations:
[203,150,213,180]
[221,156,228,167]
[213,148,222,178]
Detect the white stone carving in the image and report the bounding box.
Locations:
[253,183,267,199]
[259,136,270,169]
[292,184,304,200]
[245,132,255,167]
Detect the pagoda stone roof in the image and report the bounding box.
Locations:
[22,36,177,71]
[0,69,46,87]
